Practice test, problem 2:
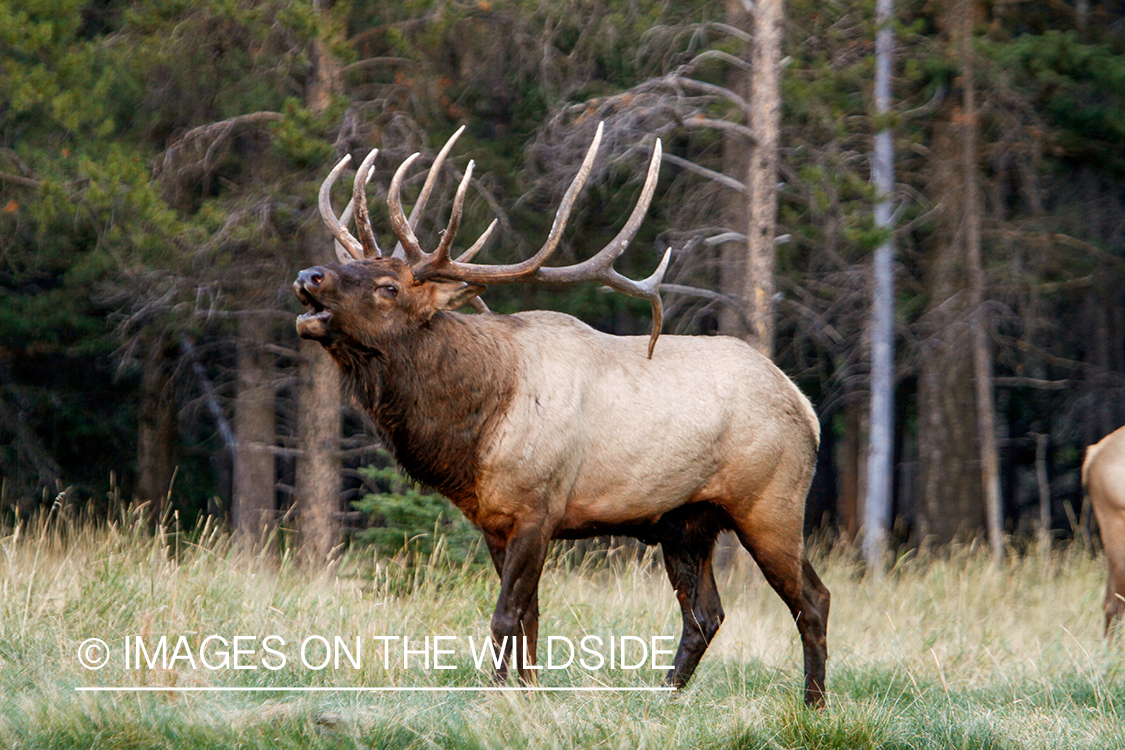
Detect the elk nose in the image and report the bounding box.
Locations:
[298,267,325,289]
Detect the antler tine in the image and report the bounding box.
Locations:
[616,247,671,359]
[334,195,357,263]
[427,160,474,269]
[426,121,603,284]
[455,218,497,263]
[387,152,425,263]
[407,125,466,231]
[392,125,467,260]
[351,149,383,258]
[539,242,671,359]
[533,138,662,284]
[334,155,378,262]
[525,137,667,356]
[319,155,364,262]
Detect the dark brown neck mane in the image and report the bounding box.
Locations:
[325,312,521,511]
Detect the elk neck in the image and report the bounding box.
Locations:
[327,311,522,512]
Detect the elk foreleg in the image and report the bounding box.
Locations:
[487,525,549,684]
[662,535,724,689]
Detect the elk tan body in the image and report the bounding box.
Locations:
[1084,424,1125,635]
[295,126,830,706]
[479,311,818,536]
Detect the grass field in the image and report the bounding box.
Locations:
[2,507,1122,749]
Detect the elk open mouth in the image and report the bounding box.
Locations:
[294,282,332,339]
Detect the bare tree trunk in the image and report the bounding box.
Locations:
[1092,296,1116,438]
[916,0,989,548]
[296,341,342,562]
[719,0,751,341]
[232,311,276,541]
[917,132,984,546]
[959,0,1004,565]
[135,333,177,523]
[839,395,862,543]
[1033,433,1051,551]
[864,0,896,572]
[293,0,347,564]
[744,0,784,357]
[917,316,983,546]
[1076,0,1090,30]
[719,149,750,338]
[713,0,782,569]
[308,6,343,113]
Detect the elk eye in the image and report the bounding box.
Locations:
[376,284,399,299]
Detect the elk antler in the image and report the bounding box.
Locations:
[317,123,668,356]
[390,125,466,262]
[388,123,669,357]
[319,155,365,262]
[350,148,382,258]
[317,126,467,263]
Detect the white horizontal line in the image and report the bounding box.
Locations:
[76,686,675,693]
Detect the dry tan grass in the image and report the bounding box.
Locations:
[2,510,1122,748]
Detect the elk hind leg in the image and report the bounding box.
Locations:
[732,510,829,707]
[1101,517,1125,638]
[662,531,724,688]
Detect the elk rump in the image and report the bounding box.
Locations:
[1085,424,1125,636]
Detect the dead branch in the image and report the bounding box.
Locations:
[181,335,237,453]
[662,153,746,192]
[155,112,283,204]
[342,56,414,74]
[0,170,41,189]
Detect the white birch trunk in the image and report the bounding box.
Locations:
[863,0,896,572]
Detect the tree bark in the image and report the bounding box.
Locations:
[959,2,1004,565]
[744,0,784,357]
[296,340,342,562]
[718,0,752,341]
[135,333,177,523]
[916,0,989,548]
[1033,433,1051,550]
[308,5,343,114]
[232,311,277,541]
[839,395,862,544]
[917,303,983,546]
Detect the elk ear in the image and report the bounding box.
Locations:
[428,281,486,313]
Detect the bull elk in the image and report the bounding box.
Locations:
[293,125,830,705]
[1084,424,1125,636]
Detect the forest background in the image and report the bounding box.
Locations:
[2,0,1125,565]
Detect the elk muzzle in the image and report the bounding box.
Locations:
[295,266,335,340]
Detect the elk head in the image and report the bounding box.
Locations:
[294,123,669,356]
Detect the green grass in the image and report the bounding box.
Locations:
[2,507,1123,749]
